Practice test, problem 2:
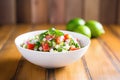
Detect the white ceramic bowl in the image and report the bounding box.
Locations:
[15,30,90,68]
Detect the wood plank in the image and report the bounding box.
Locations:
[33,25,66,31]
[66,0,84,22]
[0,25,15,50]
[1,25,120,80]
[55,25,66,30]
[98,38,120,71]
[117,0,120,24]
[14,25,46,80]
[46,69,55,80]
[16,0,31,23]
[0,0,16,24]
[48,0,65,24]
[99,0,117,24]
[55,60,88,80]
[31,0,48,24]
[100,26,120,62]
[84,0,100,21]
[84,39,120,80]
[109,25,120,37]
[32,24,51,30]
[81,57,92,80]
[0,25,32,80]
[15,58,46,80]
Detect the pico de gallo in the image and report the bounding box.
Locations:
[21,28,81,52]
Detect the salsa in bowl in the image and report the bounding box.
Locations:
[15,28,90,68]
[21,28,81,52]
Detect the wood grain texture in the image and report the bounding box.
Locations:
[0,25,15,50]
[0,0,120,24]
[66,0,84,22]
[46,69,55,80]
[0,25,32,80]
[14,58,46,80]
[0,0,16,24]
[33,25,66,30]
[0,25,120,80]
[109,25,120,37]
[31,0,48,24]
[16,0,31,23]
[55,60,88,80]
[81,57,92,80]
[98,38,120,71]
[48,0,65,24]
[100,26,120,63]
[99,0,118,24]
[84,0,100,21]
[118,0,120,24]
[84,39,120,80]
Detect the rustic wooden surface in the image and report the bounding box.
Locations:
[31,0,48,24]
[0,25,120,80]
[0,0,120,24]
[0,0,16,24]
[16,0,31,23]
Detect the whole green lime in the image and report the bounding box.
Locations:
[66,18,85,31]
[74,25,91,38]
[85,20,105,38]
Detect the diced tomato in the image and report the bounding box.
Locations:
[69,46,79,51]
[45,35,54,40]
[56,37,61,44]
[42,42,50,51]
[64,34,70,41]
[27,42,35,50]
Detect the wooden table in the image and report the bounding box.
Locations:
[0,25,120,80]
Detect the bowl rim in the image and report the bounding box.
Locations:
[15,30,91,54]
